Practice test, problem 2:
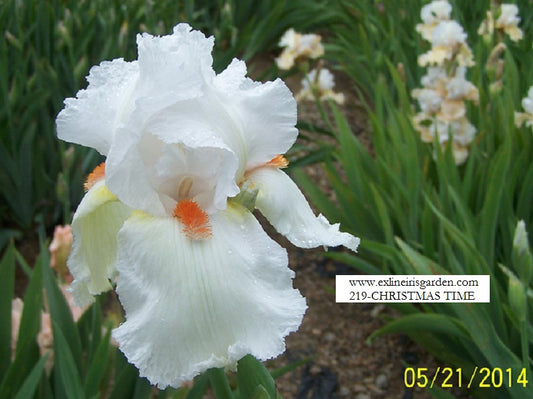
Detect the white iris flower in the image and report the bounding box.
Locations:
[275,28,324,70]
[416,0,452,41]
[296,68,345,105]
[56,24,359,388]
[496,4,523,42]
[515,86,533,129]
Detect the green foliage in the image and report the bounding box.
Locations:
[5,0,533,397]
[0,241,296,398]
[0,0,336,242]
[0,1,336,396]
[326,0,426,98]
[327,0,533,99]
[0,243,186,398]
[294,1,533,397]
[0,242,15,378]
[236,355,276,399]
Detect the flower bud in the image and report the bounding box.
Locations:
[512,220,533,284]
[49,225,73,279]
[500,264,528,323]
[507,271,527,323]
[55,172,68,205]
[62,145,75,170]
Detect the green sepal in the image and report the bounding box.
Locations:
[231,182,259,212]
[237,355,276,399]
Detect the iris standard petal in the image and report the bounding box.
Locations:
[133,25,212,120]
[247,167,360,252]
[136,24,214,104]
[106,121,239,217]
[56,58,138,155]
[68,180,132,306]
[214,59,298,170]
[112,205,306,388]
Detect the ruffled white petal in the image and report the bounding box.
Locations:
[149,139,239,214]
[214,59,298,171]
[56,58,138,155]
[106,111,240,216]
[112,206,306,388]
[68,180,132,306]
[134,24,213,118]
[247,167,360,252]
[420,0,451,25]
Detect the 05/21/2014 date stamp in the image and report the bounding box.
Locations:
[404,367,528,390]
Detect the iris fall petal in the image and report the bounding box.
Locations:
[112,206,306,388]
[69,180,132,306]
[247,167,360,251]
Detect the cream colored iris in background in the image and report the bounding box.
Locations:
[275,28,324,70]
[412,0,479,165]
[296,68,345,105]
[56,24,359,389]
[515,87,533,129]
[496,4,523,42]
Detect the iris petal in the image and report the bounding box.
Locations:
[214,59,298,170]
[247,167,360,252]
[106,126,239,216]
[68,180,132,306]
[112,206,306,388]
[56,58,138,155]
[136,23,214,113]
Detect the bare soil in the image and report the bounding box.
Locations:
[264,238,436,399]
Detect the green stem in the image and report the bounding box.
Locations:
[207,367,234,399]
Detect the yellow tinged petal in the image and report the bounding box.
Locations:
[68,180,132,306]
[439,99,465,121]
